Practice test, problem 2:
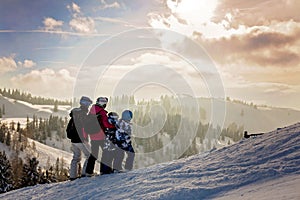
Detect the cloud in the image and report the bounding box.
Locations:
[149,0,250,39]
[156,15,300,70]
[0,56,37,74]
[40,2,97,35]
[43,17,63,31]
[0,56,17,73]
[67,2,81,13]
[212,0,300,28]
[87,52,216,98]
[22,59,37,68]
[69,17,96,33]
[202,25,300,67]
[10,68,75,99]
[67,2,97,34]
[99,0,121,10]
[94,16,133,27]
[149,0,300,65]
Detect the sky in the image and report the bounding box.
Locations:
[0,0,300,110]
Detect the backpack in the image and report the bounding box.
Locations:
[84,112,102,135]
[66,117,77,139]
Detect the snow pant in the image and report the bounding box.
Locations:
[70,142,91,179]
[86,140,113,174]
[112,147,124,171]
[124,145,135,170]
[113,144,135,171]
[101,147,124,172]
[100,148,115,174]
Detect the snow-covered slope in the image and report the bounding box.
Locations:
[1,122,299,200]
[0,136,73,170]
[0,95,70,119]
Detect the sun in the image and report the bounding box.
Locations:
[167,0,219,25]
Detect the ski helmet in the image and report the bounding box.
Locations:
[79,96,92,107]
[108,112,119,125]
[121,110,133,121]
[96,97,108,107]
[108,112,119,120]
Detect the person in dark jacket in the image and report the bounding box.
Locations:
[85,97,116,176]
[68,96,92,181]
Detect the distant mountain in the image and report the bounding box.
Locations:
[197,98,300,133]
[1,122,299,199]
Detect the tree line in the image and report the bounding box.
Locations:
[0,88,71,106]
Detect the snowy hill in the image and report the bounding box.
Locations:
[0,135,73,170]
[1,122,299,200]
[0,95,70,119]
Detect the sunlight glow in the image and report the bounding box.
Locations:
[167,0,218,25]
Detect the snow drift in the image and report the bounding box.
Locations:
[1,122,300,200]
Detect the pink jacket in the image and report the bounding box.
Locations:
[85,104,115,141]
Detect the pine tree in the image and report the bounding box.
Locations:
[32,141,36,151]
[47,166,57,183]
[2,104,5,115]
[58,157,68,181]
[53,101,58,112]
[17,122,21,132]
[46,157,51,170]
[0,125,4,143]
[20,157,40,187]
[0,151,13,193]
[10,121,15,131]
[5,131,11,147]
[10,153,23,189]
[55,158,59,178]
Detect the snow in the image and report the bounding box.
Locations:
[0,134,74,170]
[1,122,300,200]
[215,175,300,200]
[0,118,28,128]
[0,95,70,119]
[26,138,73,169]
[16,99,71,113]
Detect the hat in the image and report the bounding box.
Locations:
[79,96,92,107]
[108,112,119,120]
[96,97,108,106]
[121,110,133,121]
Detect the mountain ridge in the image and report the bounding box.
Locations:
[2,94,300,133]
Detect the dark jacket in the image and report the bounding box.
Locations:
[70,106,89,143]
